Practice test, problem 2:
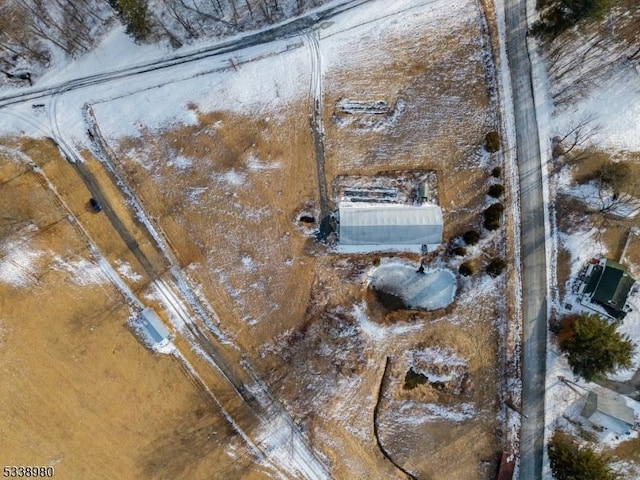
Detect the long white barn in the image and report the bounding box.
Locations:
[337,202,443,253]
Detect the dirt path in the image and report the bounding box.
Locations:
[306,30,331,240]
[77,106,332,479]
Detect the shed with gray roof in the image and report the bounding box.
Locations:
[582,387,635,429]
[139,308,170,345]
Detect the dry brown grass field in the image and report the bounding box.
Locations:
[322,19,496,240]
[0,152,268,479]
[90,2,507,478]
[0,1,510,478]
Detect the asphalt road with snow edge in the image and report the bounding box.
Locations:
[504,1,548,479]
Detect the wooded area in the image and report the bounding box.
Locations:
[0,0,329,82]
[536,0,640,105]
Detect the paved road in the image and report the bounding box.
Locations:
[503,1,548,479]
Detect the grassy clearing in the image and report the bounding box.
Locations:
[0,157,265,479]
[113,107,318,353]
[92,0,505,477]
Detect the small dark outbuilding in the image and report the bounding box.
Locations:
[496,452,515,480]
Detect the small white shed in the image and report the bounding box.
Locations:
[138,308,170,345]
[582,387,635,434]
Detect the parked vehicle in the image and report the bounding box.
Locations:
[89,198,102,212]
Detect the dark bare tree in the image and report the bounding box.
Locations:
[552,115,599,159]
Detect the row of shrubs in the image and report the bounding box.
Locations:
[453,152,507,276]
[484,138,506,271]
[459,258,506,277]
[448,141,504,257]
[451,229,506,277]
[412,132,506,279]
[486,155,505,230]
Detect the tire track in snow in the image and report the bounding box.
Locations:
[83,107,332,480]
[0,0,374,109]
[305,30,331,240]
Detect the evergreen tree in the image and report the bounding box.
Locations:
[483,203,504,231]
[486,258,507,277]
[488,184,505,198]
[485,131,500,153]
[559,313,634,381]
[113,0,151,42]
[533,0,616,39]
[463,230,480,245]
[548,431,618,480]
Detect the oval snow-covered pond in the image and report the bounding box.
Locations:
[369,264,456,311]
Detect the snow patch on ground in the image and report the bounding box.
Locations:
[609,301,640,381]
[218,170,246,186]
[89,36,310,142]
[240,256,256,270]
[405,346,469,388]
[52,255,109,286]
[558,228,606,277]
[386,400,476,424]
[247,154,281,171]
[554,67,640,151]
[612,460,640,479]
[545,348,586,431]
[368,262,456,311]
[352,303,424,342]
[115,259,143,282]
[169,155,193,170]
[412,346,466,368]
[0,237,42,288]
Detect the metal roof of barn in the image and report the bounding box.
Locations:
[338,202,443,247]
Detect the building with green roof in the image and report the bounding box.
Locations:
[583,259,635,320]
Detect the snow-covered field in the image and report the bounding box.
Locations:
[0,232,43,288]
